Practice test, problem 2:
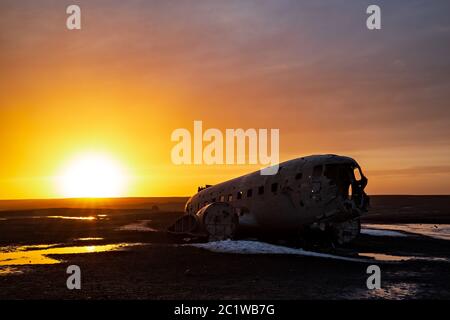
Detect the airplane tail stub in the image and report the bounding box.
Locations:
[168,202,239,241]
[167,214,199,234]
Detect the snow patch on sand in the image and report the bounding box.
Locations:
[189,240,369,263]
[118,220,157,232]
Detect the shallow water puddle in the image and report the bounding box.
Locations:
[0,243,140,266]
[0,266,23,276]
[362,224,450,241]
[0,215,108,221]
[46,215,96,220]
[359,252,449,263]
[75,237,104,241]
[359,253,414,262]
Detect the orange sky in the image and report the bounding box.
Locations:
[1,0,450,199]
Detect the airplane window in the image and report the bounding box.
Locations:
[219,195,225,202]
[228,194,233,202]
[258,186,264,195]
[324,164,339,185]
[237,191,242,200]
[313,165,323,177]
[295,173,302,180]
[247,189,253,197]
[353,167,362,181]
[271,183,278,193]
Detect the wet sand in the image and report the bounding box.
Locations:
[0,196,449,299]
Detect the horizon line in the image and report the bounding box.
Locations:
[1,194,450,201]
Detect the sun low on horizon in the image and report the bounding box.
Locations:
[56,153,128,198]
[0,1,450,200]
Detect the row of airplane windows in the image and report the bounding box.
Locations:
[192,172,304,210]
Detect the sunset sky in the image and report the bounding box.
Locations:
[1,0,450,199]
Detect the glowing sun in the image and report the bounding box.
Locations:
[58,153,127,198]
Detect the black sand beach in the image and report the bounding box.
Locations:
[1,196,449,299]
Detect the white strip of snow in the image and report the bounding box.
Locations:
[360,229,408,237]
[118,220,157,232]
[188,240,369,263]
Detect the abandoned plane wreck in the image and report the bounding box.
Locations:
[168,155,369,244]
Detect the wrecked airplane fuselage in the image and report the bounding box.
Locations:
[168,154,369,244]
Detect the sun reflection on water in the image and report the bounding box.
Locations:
[0,243,140,267]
